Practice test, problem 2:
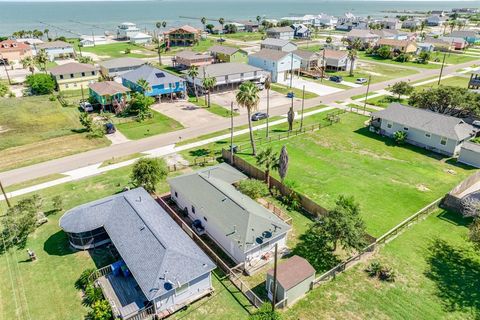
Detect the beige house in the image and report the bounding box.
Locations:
[0,40,32,65]
[377,39,417,53]
[50,62,99,91]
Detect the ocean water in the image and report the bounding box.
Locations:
[0,0,478,37]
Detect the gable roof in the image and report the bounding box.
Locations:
[59,188,215,301]
[267,26,294,33]
[165,25,199,35]
[89,81,130,96]
[49,62,97,76]
[196,62,264,79]
[346,29,379,39]
[449,30,479,38]
[250,49,300,62]
[209,45,245,56]
[122,65,184,86]
[0,40,30,52]
[168,164,291,254]
[377,38,415,48]
[99,57,146,70]
[267,255,315,290]
[324,49,348,60]
[36,40,73,49]
[372,103,477,141]
[293,49,318,60]
[175,50,212,60]
[261,38,296,48]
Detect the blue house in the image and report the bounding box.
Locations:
[448,30,480,44]
[122,65,186,99]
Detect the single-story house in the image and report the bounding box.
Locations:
[402,19,422,30]
[323,49,354,71]
[172,50,213,68]
[122,65,186,98]
[129,32,152,44]
[99,57,146,78]
[0,40,32,65]
[248,49,301,83]
[378,18,401,30]
[241,21,260,32]
[440,36,468,50]
[164,25,200,48]
[185,62,267,93]
[49,62,98,91]
[80,35,107,47]
[447,30,480,44]
[424,37,454,51]
[293,49,320,70]
[371,103,478,156]
[59,188,216,319]
[292,24,311,39]
[426,15,446,26]
[345,29,379,46]
[266,255,315,308]
[266,26,295,40]
[168,164,291,267]
[209,45,248,63]
[376,39,417,54]
[458,141,480,168]
[33,40,75,61]
[88,81,131,109]
[260,38,297,53]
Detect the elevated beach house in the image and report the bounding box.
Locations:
[0,40,32,66]
[33,40,75,61]
[59,188,215,319]
[293,49,320,71]
[371,103,478,156]
[49,62,98,91]
[266,26,295,40]
[122,65,186,99]
[164,25,200,48]
[209,45,248,63]
[168,164,291,269]
[249,49,301,82]
[260,38,298,53]
[323,49,355,71]
[117,22,141,40]
[99,57,147,78]
[88,81,131,111]
[172,50,213,69]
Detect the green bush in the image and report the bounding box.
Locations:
[365,261,382,278]
[131,157,168,193]
[25,74,55,95]
[83,284,103,306]
[237,179,269,199]
[75,268,96,290]
[86,299,112,320]
[365,261,396,282]
[0,82,9,97]
[393,131,407,145]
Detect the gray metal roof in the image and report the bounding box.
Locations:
[99,57,146,70]
[250,49,300,62]
[59,188,215,301]
[293,49,319,60]
[209,45,245,56]
[461,141,480,152]
[197,62,263,79]
[168,164,291,254]
[175,50,211,60]
[49,62,97,76]
[261,38,295,48]
[372,103,477,141]
[122,65,184,86]
[266,27,294,33]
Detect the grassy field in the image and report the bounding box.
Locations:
[283,210,480,320]
[414,76,470,91]
[366,95,408,108]
[0,96,110,172]
[358,51,441,69]
[270,83,318,99]
[0,165,250,320]
[188,96,239,118]
[237,113,473,236]
[74,41,156,59]
[431,51,480,65]
[326,62,418,85]
[211,32,264,42]
[114,110,183,140]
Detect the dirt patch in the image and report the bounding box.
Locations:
[444,168,457,175]
[358,149,401,162]
[0,125,11,134]
[164,153,189,167]
[416,184,430,192]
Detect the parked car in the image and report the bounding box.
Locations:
[330,75,343,83]
[472,120,480,128]
[356,78,368,84]
[217,38,226,43]
[253,81,265,90]
[287,92,295,98]
[105,122,116,134]
[251,112,269,121]
[80,101,93,112]
[192,219,206,236]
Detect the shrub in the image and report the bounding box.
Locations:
[131,157,168,193]
[79,112,94,132]
[249,303,282,320]
[83,284,103,306]
[393,131,407,145]
[0,82,9,97]
[379,266,396,282]
[25,74,55,95]
[87,123,106,139]
[366,261,382,278]
[365,261,396,282]
[49,94,56,101]
[86,299,112,320]
[237,179,269,199]
[52,195,64,212]
[282,190,301,211]
[75,268,96,290]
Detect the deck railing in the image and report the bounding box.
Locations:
[88,264,113,283]
[124,304,155,320]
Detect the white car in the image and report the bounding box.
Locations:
[80,101,93,112]
[356,78,368,84]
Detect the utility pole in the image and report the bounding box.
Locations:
[363,75,372,114]
[0,180,11,208]
[92,31,95,47]
[437,51,447,86]
[289,52,294,89]
[230,101,234,164]
[321,48,326,83]
[271,243,278,312]
[0,54,12,85]
[300,85,305,131]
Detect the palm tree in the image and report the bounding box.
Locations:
[202,76,216,107]
[44,28,49,41]
[236,81,260,155]
[420,20,426,33]
[219,18,225,32]
[162,21,167,29]
[137,78,151,94]
[256,16,262,25]
[347,49,357,77]
[201,17,207,31]
[187,66,199,102]
[351,38,362,50]
[255,147,279,186]
[35,49,48,74]
[22,56,35,74]
[155,21,164,65]
[448,20,457,34]
[264,76,271,138]
[278,145,289,183]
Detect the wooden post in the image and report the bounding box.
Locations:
[363,75,371,113]
[300,85,305,131]
[230,101,234,165]
[271,243,278,312]
[0,180,11,208]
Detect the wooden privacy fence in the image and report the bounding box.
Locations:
[166,156,216,172]
[258,198,292,225]
[312,197,442,287]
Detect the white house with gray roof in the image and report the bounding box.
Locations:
[260,38,297,52]
[248,49,301,83]
[168,164,291,267]
[59,188,215,319]
[266,26,295,40]
[99,57,146,78]
[371,103,478,156]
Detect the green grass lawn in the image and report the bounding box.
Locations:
[431,51,480,65]
[211,32,264,42]
[414,76,470,91]
[283,210,480,320]
[74,41,156,59]
[0,96,110,172]
[270,83,318,99]
[358,51,441,69]
[365,95,408,108]
[114,110,183,140]
[237,113,473,236]
[188,96,239,118]
[298,44,323,52]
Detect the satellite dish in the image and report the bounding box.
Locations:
[255,237,263,244]
[164,282,173,291]
[262,231,272,239]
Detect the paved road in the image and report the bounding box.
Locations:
[0,60,477,187]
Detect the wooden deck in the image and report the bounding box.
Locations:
[98,273,148,319]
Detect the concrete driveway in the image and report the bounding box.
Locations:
[151,100,221,127]
[210,89,297,115]
[279,76,344,96]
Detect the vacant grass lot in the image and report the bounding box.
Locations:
[188,96,239,118]
[114,110,183,140]
[75,41,156,59]
[270,83,318,99]
[283,210,480,320]
[414,76,470,91]
[0,165,250,320]
[238,113,473,236]
[211,32,264,42]
[326,62,418,85]
[358,51,440,69]
[0,96,110,172]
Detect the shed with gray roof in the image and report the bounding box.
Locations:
[168,164,291,266]
[59,188,215,319]
[371,103,478,156]
[458,141,480,168]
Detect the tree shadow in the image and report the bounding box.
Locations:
[425,238,480,318]
[71,128,88,134]
[189,148,212,157]
[43,230,76,256]
[251,280,268,301]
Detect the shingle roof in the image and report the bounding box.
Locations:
[165,25,199,34]
[59,188,215,301]
[250,49,298,62]
[209,45,245,56]
[36,40,73,49]
[261,38,295,48]
[293,49,318,60]
[49,62,97,76]
[175,50,211,60]
[377,38,415,47]
[197,62,263,78]
[168,164,291,254]
[346,29,379,38]
[324,49,348,60]
[122,65,184,86]
[267,255,315,290]
[99,57,146,70]
[449,30,479,38]
[372,103,477,141]
[461,141,480,152]
[267,26,294,33]
[88,81,130,96]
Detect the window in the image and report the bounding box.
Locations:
[70,74,74,78]
[81,72,85,77]
[403,127,409,131]
[203,216,208,222]
[191,206,195,214]
[91,71,95,75]
[425,132,431,138]
[59,75,64,80]
[174,191,178,198]
[386,121,393,129]
[440,137,447,146]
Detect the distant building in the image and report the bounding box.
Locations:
[248,49,301,82]
[447,30,480,44]
[345,29,380,46]
[80,35,107,47]
[378,18,401,30]
[209,45,248,63]
[426,15,446,26]
[49,62,98,91]
[172,50,213,68]
[164,25,200,48]
[292,24,311,39]
[322,49,354,71]
[122,65,186,98]
[266,26,295,40]
[99,57,147,78]
[402,19,422,30]
[0,40,32,65]
[129,32,152,44]
[260,38,297,52]
[240,21,260,33]
[33,40,75,61]
[376,39,418,54]
[117,22,141,40]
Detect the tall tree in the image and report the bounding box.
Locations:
[278,145,288,183]
[43,28,49,40]
[201,17,207,31]
[137,78,151,94]
[256,16,262,25]
[388,81,414,100]
[219,17,225,31]
[187,65,199,102]
[35,49,49,74]
[255,147,279,186]
[131,157,168,193]
[155,22,164,65]
[347,49,357,77]
[22,56,35,74]
[236,81,260,155]
[202,76,217,107]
